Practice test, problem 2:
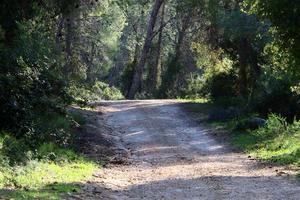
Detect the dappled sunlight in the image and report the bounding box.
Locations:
[70,100,300,199]
[87,156,298,199]
[134,146,179,153]
[125,131,145,137]
[1,0,299,198]
[115,175,299,199]
[99,100,181,113]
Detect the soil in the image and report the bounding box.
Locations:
[69,100,300,200]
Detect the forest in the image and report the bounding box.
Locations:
[0,0,300,199]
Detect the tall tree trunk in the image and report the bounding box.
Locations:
[174,15,190,62]
[127,0,165,99]
[65,12,74,59]
[82,43,95,85]
[158,10,191,98]
[150,2,165,93]
[238,37,250,96]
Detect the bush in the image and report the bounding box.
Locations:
[159,58,183,98]
[209,72,238,100]
[180,73,206,99]
[255,114,287,139]
[0,154,96,199]
[1,135,30,165]
[92,81,124,100]
[234,114,300,165]
[28,114,73,148]
[0,15,73,158]
[253,78,300,120]
[69,81,124,102]
[0,114,77,165]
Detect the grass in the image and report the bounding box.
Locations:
[0,131,98,200]
[0,161,95,199]
[0,151,97,200]
[230,114,300,167]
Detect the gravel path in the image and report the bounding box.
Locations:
[74,100,300,200]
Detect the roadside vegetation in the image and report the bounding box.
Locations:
[232,115,300,166]
[0,143,96,199]
[0,112,98,199]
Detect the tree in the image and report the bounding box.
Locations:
[127,0,165,99]
[149,2,166,94]
[247,0,300,66]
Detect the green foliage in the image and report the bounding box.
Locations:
[192,42,234,74]
[65,56,88,82]
[69,81,124,102]
[246,0,300,64]
[159,57,183,98]
[191,42,238,100]
[1,135,30,165]
[0,7,73,158]
[0,114,76,165]
[0,134,97,199]
[209,72,238,100]
[0,159,96,199]
[36,143,79,163]
[233,114,300,166]
[252,72,300,120]
[92,81,124,100]
[180,73,206,99]
[33,115,73,147]
[220,9,269,44]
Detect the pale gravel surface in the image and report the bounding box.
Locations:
[73,100,300,200]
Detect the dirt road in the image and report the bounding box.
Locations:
[77,100,300,200]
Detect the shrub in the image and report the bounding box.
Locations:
[180,73,206,99]
[92,81,124,100]
[0,16,72,158]
[69,81,124,102]
[1,135,30,165]
[29,115,73,148]
[36,143,79,163]
[234,114,300,166]
[209,71,238,100]
[159,58,183,98]
[255,114,287,139]
[253,78,300,120]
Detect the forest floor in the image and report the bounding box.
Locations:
[69,100,300,200]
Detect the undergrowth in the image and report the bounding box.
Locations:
[0,140,97,199]
[232,114,300,166]
[0,112,98,199]
[69,81,124,103]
